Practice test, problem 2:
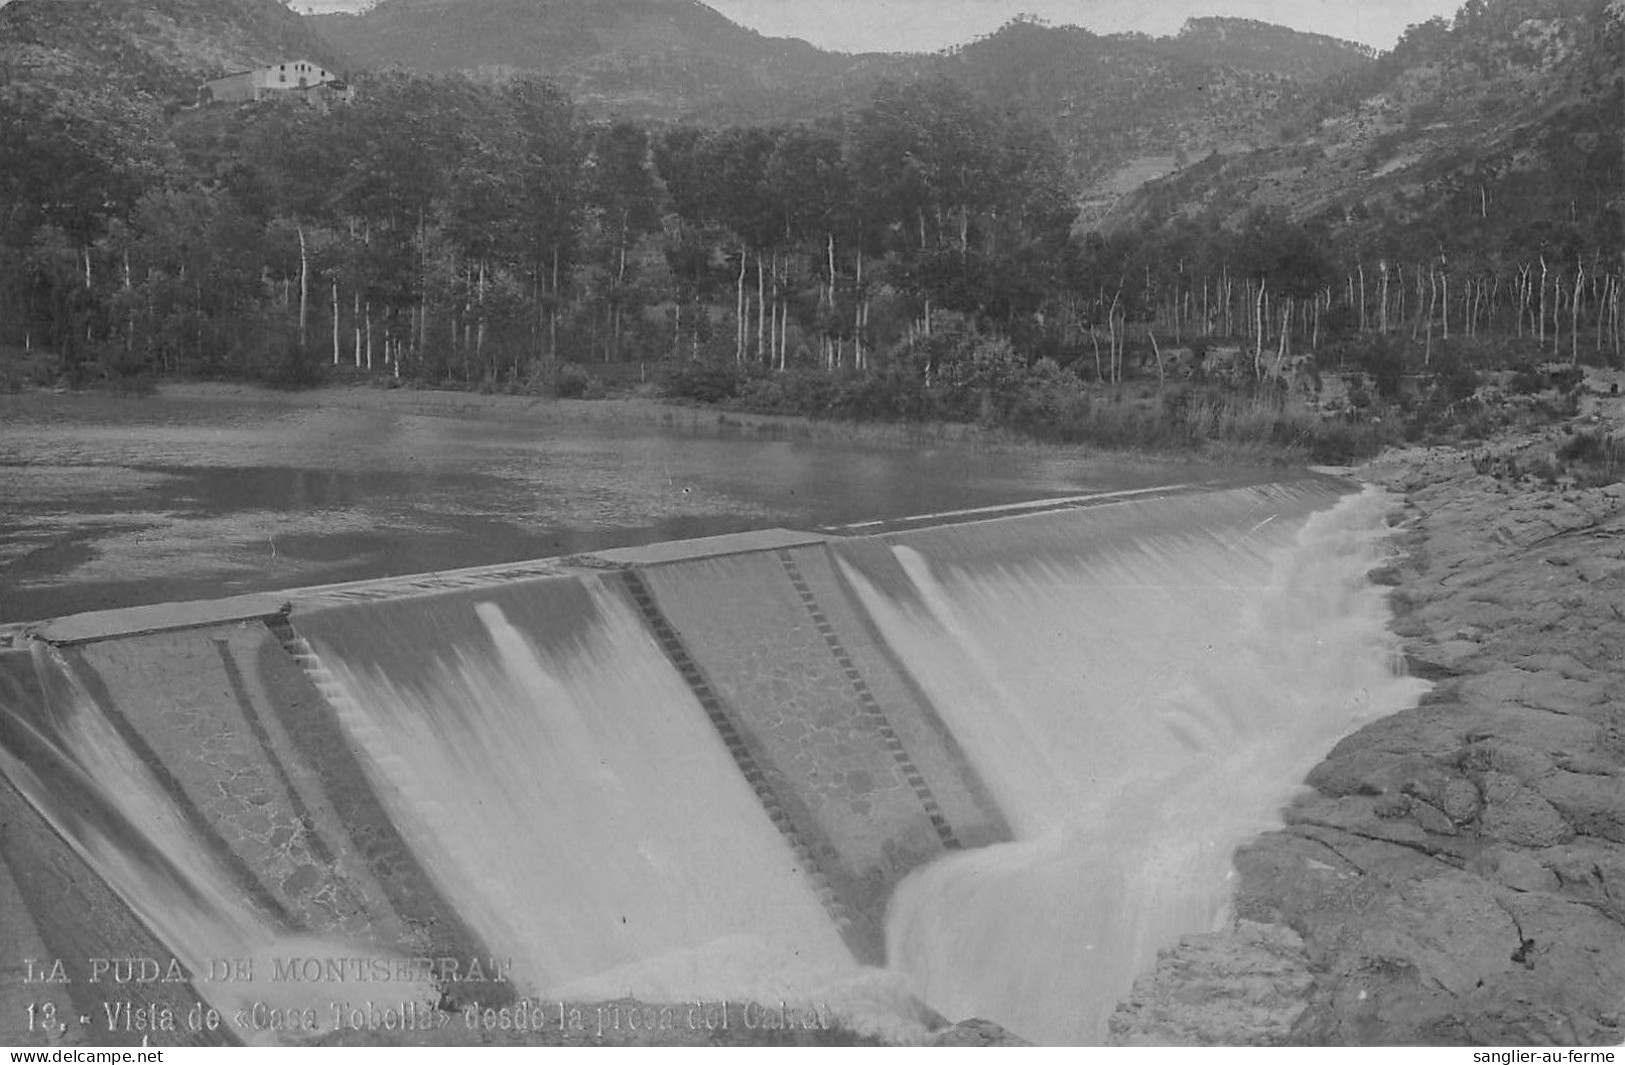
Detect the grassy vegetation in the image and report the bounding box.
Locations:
[658,328,1410,464]
[8,319,1616,478]
[1480,428,1625,488]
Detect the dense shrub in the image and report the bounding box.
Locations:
[662,360,748,403]
[552,362,605,399]
[1431,352,1481,406]
[1305,416,1394,463]
[1556,429,1623,486]
[660,329,1407,464]
[1334,334,1407,399]
[1007,358,1086,429]
[0,346,60,392]
[257,339,325,390]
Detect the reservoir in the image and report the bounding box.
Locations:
[0,385,1260,624]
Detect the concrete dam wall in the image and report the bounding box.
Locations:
[0,481,1426,1045]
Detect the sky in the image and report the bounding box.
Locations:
[291,0,1470,53]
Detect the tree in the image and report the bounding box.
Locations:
[579,121,661,361]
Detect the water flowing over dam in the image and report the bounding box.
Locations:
[0,479,1426,1045]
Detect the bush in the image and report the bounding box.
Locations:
[0,346,60,391]
[1556,429,1623,486]
[240,317,324,389]
[1008,358,1086,429]
[1305,416,1393,464]
[1345,335,1407,400]
[732,369,840,416]
[261,343,325,390]
[1509,366,1546,394]
[552,362,598,399]
[1510,362,1584,395]
[652,329,1405,465]
[1432,352,1480,406]
[662,360,748,403]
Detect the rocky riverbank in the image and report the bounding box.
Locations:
[1110,430,1625,1045]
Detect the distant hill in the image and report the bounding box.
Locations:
[1111,0,1622,254]
[934,16,1376,190]
[1170,17,1377,78]
[313,0,813,72]
[0,0,348,96]
[303,1,1379,197]
[35,0,1571,248]
[309,0,880,121]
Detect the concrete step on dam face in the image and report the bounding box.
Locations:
[0,479,1422,1045]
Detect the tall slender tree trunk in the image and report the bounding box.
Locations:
[1275,300,1290,378]
[1254,279,1266,377]
[477,258,488,375]
[1442,271,1450,341]
[1107,284,1122,384]
[1572,260,1583,365]
[418,209,429,361]
[297,224,309,351]
[1358,263,1367,331]
[549,247,560,361]
[741,247,750,364]
[1552,276,1562,358]
[1538,256,1548,347]
[853,251,864,370]
[1378,264,1388,334]
[1598,274,1614,355]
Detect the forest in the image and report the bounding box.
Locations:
[1,0,1620,461]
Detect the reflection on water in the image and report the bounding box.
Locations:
[0,390,1285,621]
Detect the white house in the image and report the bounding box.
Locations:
[201,61,342,104]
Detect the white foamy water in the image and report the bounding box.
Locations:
[848,486,1429,1044]
[1,481,1430,1047]
[0,645,431,1044]
[307,580,856,1002]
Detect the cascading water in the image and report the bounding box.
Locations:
[850,485,1429,1044]
[0,643,431,1044]
[0,480,1430,1047]
[296,577,856,1003]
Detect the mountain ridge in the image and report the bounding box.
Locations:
[309,0,866,120]
[1110,0,1620,255]
[0,0,347,95]
[300,0,1380,192]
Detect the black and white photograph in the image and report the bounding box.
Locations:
[0,0,1620,1049]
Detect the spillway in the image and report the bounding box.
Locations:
[0,480,1425,1046]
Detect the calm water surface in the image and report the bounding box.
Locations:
[0,389,1288,622]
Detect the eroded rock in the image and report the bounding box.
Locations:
[1107,921,1314,1046]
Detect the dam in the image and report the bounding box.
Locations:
[0,478,1427,1046]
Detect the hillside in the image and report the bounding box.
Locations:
[0,0,1386,233]
[310,0,877,121]
[1112,0,1622,258]
[0,0,347,97]
[1171,17,1377,79]
[935,16,1375,191]
[302,2,1378,192]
